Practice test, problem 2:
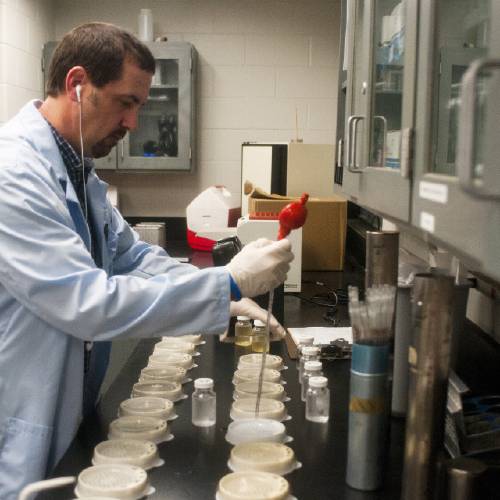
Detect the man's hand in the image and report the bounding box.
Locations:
[230,298,285,341]
[226,238,293,298]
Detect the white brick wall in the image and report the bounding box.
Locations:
[0,0,54,125]
[47,0,340,216]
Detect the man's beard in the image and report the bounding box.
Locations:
[91,130,126,158]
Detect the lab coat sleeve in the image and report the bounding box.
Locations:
[0,159,230,341]
[107,205,200,279]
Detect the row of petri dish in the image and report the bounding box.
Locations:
[73,334,204,499]
[216,352,300,500]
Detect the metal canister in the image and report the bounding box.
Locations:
[365,231,399,289]
[401,273,455,500]
[346,343,390,490]
[445,457,487,500]
[391,284,412,416]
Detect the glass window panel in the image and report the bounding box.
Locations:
[129,59,179,158]
[432,0,490,175]
[369,0,406,169]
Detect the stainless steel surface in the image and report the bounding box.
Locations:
[365,231,399,289]
[391,285,411,416]
[402,273,455,500]
[347,115,364,173]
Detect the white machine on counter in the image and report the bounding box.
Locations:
[236,216,302,293]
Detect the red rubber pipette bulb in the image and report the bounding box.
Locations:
[278,193,309,240]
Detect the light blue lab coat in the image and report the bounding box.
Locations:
[0,101,230,499]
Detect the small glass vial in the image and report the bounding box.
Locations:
[297,336,314,369]
[299,346,320,385]
[235,316,253,356]
[251,319,269,353]
[306,376,330,423]
[301,360,323,401]
[192,378,216,427]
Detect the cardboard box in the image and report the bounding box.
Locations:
[248,191,347,271]
[286,143,335,198]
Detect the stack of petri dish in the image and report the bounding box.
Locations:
[108,416,172,444]
[119,396,176,421]
[233,381,286,402]
[132,381,184,402]
[74,464,153,499]
[216,471,292,500]
[92,439,163,470]
[232,368,282,385]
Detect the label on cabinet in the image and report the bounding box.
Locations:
[419,211,435,233]
[419,181,448,204]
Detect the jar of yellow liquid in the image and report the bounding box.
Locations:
[235,316,253,357]
[251,319,269,353]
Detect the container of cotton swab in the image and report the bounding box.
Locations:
[346,285,396,491]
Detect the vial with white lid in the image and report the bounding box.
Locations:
[192,378,216,427]
[306,376,330,423]
[297,336,314,367]
[235,316,253,356]
[251,319,269,353]
[299,346,320,385]
[301,360,323,401]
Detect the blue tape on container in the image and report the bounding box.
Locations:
[351,343,390,374]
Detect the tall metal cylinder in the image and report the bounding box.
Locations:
[365,231,399,288]
[445,457,487,500]
[401,273,455,500]
[391,284,412,416]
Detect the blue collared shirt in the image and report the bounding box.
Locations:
[47,122,101,268]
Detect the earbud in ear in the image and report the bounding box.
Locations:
[76,84,81,103]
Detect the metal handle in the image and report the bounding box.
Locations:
[120,139,124,161]
[457,58,500,199]
[337,138,344,168]
[374,115,387,168]
[347,115,365,173]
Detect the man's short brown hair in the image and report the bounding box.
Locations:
[46,22,156,97]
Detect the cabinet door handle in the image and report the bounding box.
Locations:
[457,58,500,199]
[347,115,365,173]
[120,139,124,162]
[374,115,387,168]
[337,138,344,168]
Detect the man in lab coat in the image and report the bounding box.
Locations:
[0,23,293,499]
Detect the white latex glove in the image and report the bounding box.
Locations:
[226,238,293,298]
[230,298,286,340]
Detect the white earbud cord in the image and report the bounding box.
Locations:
[77,97,88,222]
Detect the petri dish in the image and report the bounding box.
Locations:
[165,334,203,345]
[154,341,197,355]
[132,381,183,402]
[119,396,174,420]
[108,416,169,444]
[148,352,194,370]
[92,439,161,470]
[234,381,285,401]
[225,419,288,445]
[74,464,150,500]
[238,354,284,371]
[140,365,187,384]
[229,442,297,475]
[231,398,286,422]
[217,471,290,500]
[233,368,281,385]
